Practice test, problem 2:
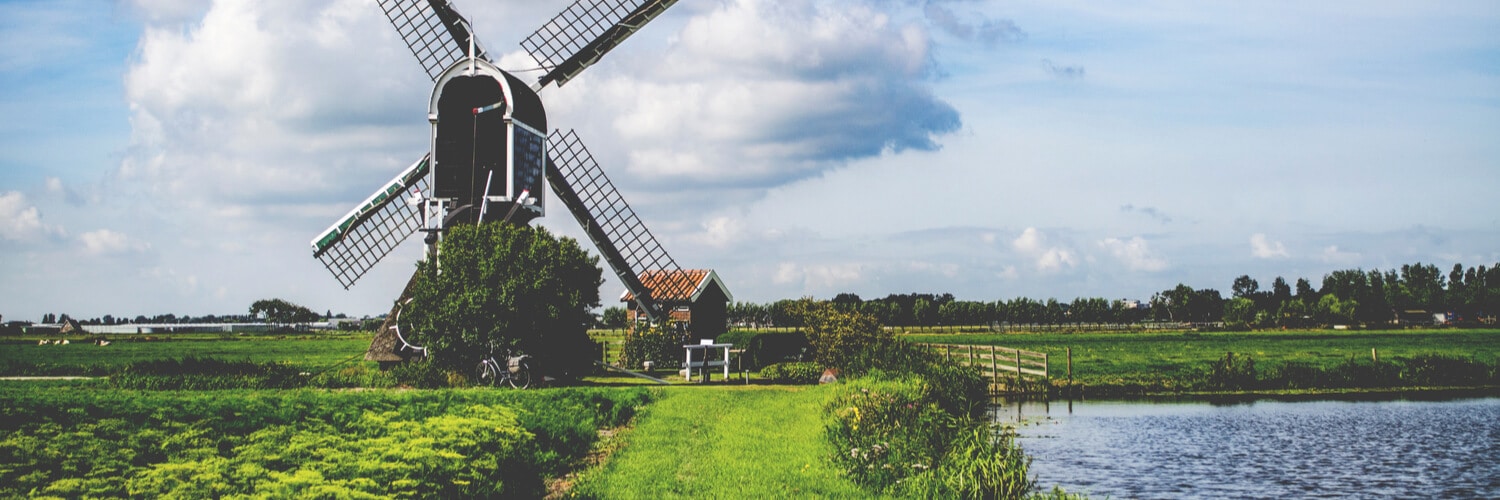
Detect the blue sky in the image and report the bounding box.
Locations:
[1,0,1497,321]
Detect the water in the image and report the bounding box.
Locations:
[996,397,1500,499]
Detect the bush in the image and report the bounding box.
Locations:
[0,387,654,498]
[758,362,822,384]
[717,330,810,370]
[1201,351,1257,390]
[618,325,688,370]
[401,223,603,377]
[824,374,1033,497]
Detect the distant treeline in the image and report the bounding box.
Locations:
[726,261,1500,329]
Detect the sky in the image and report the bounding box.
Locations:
[1,0,1497,322]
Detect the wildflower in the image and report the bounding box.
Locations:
[850,448,860,458]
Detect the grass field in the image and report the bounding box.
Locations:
[0,333,373,376]
[571,385,879,498]
[904,328,1500,393]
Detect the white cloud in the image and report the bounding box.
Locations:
[1099,236,1168,272]
[1249,233,1289,259]
[772,261,862,289]
[685,216,745,249]
[552,0,960,190]
[1319,245,1361,265]
[1012,227,1077,273]
[79,229,149,256]
[0,191,61,242]
[121,0,428,215]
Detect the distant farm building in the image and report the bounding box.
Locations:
[622,269,733,341]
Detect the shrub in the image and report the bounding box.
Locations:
[758,362,822,384]
[718,330,810,370]
[401,223,603,377]
[824,376,952,488]
[1201,352,1258,390]
[619,325,688,370]
[805,309,889,369]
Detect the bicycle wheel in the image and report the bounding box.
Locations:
[474,360,498,387]
[507,361,531,389]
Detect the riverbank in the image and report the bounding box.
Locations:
[904,328,1500,397]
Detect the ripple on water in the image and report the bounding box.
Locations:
[1000,398,1500,499]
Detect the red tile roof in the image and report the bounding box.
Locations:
[621,269,731,304]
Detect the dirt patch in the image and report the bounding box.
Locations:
[545,425,632,499]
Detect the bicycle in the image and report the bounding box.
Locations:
[475,349,532,389]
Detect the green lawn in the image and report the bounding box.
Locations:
[0,333,373,376]
[904,328,1500,390]
[572,386,880,499]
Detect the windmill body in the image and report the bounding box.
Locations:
[312,0,715,362]
[426,58,547,230]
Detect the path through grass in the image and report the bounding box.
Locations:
[573,386,880,498]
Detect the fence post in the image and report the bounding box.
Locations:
[1066,347,1073,387]
[945,344,952,361]
[967,344,974,367]
[1015,349,1022,387]
[1043,352,1049,380]
[1371,348,1378,363]
[990,345,998,388]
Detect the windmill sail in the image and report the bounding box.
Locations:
[521,0,679,88]
[378,0,487,80]
[311,156,431,289]
[546,130,695,323]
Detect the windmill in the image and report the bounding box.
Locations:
[310,0,705,362]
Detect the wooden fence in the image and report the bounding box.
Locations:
[919,343,1048,388]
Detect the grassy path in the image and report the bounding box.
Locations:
[573,386,881,498]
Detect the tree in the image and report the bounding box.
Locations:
[401,223,603,377]
[601,306,628,329]
[1231,275,1260,299]
[1222,297,1258,329]
[1294,278,1315,300]
[249,299,320,325]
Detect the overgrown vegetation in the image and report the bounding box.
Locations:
[401,222,603,378]
[1195,352,1498,392]
[617,325,687,370]
[777,298,1054,499]
[0,386,651,498]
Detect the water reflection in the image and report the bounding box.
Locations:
[995,396,1500,499]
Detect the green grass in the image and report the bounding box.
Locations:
[0,385,652,498]
[903,328,1500,393]
[572,386,880,499]
[0,333,373,376]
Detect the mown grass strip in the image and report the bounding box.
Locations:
[573,386,882,499]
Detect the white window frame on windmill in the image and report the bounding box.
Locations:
[425,56,548,235]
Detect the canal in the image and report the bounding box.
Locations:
[996,396,1500,498]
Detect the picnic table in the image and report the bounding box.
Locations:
[683,342,733,382]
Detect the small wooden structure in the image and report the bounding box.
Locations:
[622,269,733,341]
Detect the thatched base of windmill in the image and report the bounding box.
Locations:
[364,269,422,368]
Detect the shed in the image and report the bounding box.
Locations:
[622,269,733,341]
[58,318,86,335]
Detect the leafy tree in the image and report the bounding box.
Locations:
[601,306,628,329]
[400,223,603,377]
[1222,297,1258,329]
[1315,294,1359,326]
[1271,277,1292,305]
[788,299,889,369]
[1231,275,1260,299]
[249,299,320,325]
[1295,278,1316,301]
